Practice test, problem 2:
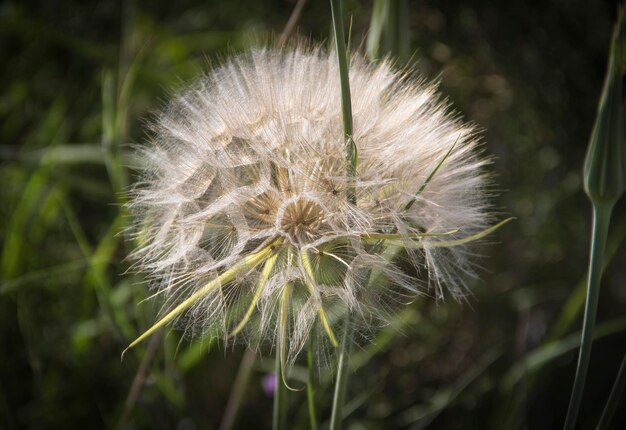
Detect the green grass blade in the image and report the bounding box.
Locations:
[405,137,459,211]
[547,217,626,341]
[330,315,353,430]
[1,169,49,279]
[273,346,288,430]
[0,260,87,295]
[329,1,357,427]
[330,0,356,184]
[563,204,613,430]
[365,0,388,60]
[597,352,626,430]
[59,195,133,340]
[502,315,626,391]
[307,337,318,430]
[219,349,256,430]
[365,0,410,61]
[399,348,502,426]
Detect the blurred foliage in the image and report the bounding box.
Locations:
[1,0,625,429]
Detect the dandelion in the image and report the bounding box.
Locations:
[124,46,507,365]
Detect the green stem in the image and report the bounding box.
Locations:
[330,0,357,188]
[330,0,353,139]
[330,316,353,430]
[307,337,318,430]
[563,203,613,430]
[597,352,626,430]
[329,1,356,428]
[218,349,256,430]
[273,340,287,430]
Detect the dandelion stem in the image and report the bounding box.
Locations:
[273,334,287,430]
[307,337,319,430]
[330,315,353,430]
[563,203,613,430]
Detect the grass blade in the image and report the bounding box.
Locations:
[597,352,626,430]
[307,337,318,430]
[563,204,613,430]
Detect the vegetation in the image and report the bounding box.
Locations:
[1,0,624,428]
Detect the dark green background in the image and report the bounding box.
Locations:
[1,0,624,429]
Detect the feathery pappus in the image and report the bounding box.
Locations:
[124,46,507,363]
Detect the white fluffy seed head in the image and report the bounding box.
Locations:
[129,45,493,361]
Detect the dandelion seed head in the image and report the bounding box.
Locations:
[129,46,493,361]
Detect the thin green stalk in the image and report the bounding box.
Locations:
[330,317,353,430]
[365,0,388,60]
[366,0,410,62]
[60,195,131,340]
[597,352,626,430]
[219,349,256,430]
[330,0,356,186]
[563,203,613,430]
[330,0,353,138]
[547,218,626,342]
[564,8,624,428]
[307,337,318,430]
[329,1,356,428]
[273,339,287,430]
